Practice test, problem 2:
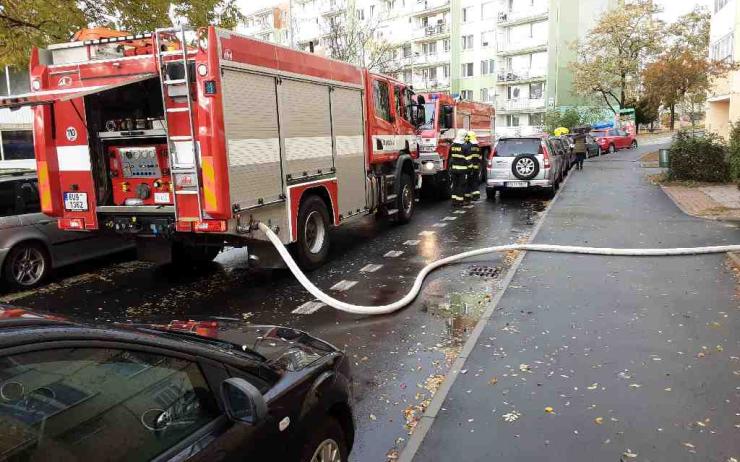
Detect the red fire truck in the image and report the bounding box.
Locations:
[415,93,494,198]
[0,27,425,269]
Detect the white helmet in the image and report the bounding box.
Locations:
[454,129,468,144]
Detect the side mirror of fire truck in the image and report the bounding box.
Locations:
[409,104,425,128]
[443,106,454,129]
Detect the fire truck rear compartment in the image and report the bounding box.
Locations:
[83,78,171,203]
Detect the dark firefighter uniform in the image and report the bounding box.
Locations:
[449,134,470,206]
[466,132,481,201]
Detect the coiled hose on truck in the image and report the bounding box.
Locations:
[258,222,740,316]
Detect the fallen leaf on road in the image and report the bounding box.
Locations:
[544,406,554,414]
[519,364,530,372]
[489,377,498,385]
[629,383,642,388]
[683,442,696,449]
[369,414,377,421]
[594,417,604,425]
[587,383,598,390]
[623,449,638,458]
[502,410,521,422]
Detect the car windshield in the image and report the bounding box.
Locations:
[420,102,437,130]
[496,139,541,157]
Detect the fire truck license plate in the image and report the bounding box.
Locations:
[63,192,88,211]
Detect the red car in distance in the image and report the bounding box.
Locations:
[591,128,638,154]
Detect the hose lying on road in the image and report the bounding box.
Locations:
[258,222,740,316]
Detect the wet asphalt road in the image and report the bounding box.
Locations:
[413,144,740,462]
[2,176,551,461]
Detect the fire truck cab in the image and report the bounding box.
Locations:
[0,27,425,268]
[416,93,494,199]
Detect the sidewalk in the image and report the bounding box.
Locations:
[662,184,740,222]
[403,147,740,461]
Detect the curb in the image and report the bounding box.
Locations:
[660,186,740,224]
[397,168,571,462]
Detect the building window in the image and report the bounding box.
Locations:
[529,82,544,99]
[711,33,734,61]
[530,112,544,126]
[461,62,474,77]
[462,6,472,22]
[422,41,437,55]
[507,114,520,127]
[480,59,495,75]
[715,0,729,13]
[443,64,450,78]
[480,88,494,102]
[507,86,521,99]
[370,5,375,16]
[481,1,495,19]
[403,70,412,82]
[357,8,365,20]
[462,35,473,50]
[443,38,450,52]
[460,90,473,100]
[481,31,493,48]
[403,44,412,58]
[373,79,392,122]
[1,131,34,161]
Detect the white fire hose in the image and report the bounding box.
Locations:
[258,222,740,316]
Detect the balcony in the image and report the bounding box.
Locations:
[413,76,451,91]
[321,0,346,16]
[411,0,450,17]
[496,38,548,57]
[402,51,451,68]
[496,9,549,27]
[413,23,450,41]
[496,69,547,84]
[496,98,546,113]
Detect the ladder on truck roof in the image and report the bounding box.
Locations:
[154,26,203,221]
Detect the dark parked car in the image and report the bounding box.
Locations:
[0,170,133,289]
[0,308,355,462]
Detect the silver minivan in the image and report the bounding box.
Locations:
[486,137,564,199]
[0,170,133,289]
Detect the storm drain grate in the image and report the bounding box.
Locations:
[468,265,501,279]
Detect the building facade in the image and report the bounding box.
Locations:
[240,4,291,45]
[237,0,616,136]
[707,0,739,139]
[0,66,34,169]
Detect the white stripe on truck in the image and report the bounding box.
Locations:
[57,145,91,171]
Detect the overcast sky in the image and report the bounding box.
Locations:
[239,0,714,24]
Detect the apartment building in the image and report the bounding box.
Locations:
[240,0,615,137]
[707,0,738,139]
[240,3,291,45]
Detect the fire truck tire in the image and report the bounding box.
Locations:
[395,173,415,224]
[294,195,331,270]
[436,172,453,200]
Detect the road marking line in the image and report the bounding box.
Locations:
[463,205,475,209]
[403,240,421,245]
[292,300,326,314]
[442,216,458,221]
[453,210,466,214]
[419,230,436,236]
[431,223,448,228]
[384,250,404,258]
[360,263,384,273]
[330,280,358,291]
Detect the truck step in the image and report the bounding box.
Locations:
[175,189,200,195]
[386,208,399,215]
[169,135,193,141]
[167,107,190,113]
[386,194,397,201]
[164,79,187,85]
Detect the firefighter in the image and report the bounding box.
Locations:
[449,129,470,207]
[466,131,481,202]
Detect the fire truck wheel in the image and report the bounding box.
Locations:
[294,195,331,270]
[396,173,415,224]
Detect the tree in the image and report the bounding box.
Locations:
[321,10,400,74]
[625,96,659,133]
[641,6,730,130]
[0,0,243,67]
[570,0,663,114]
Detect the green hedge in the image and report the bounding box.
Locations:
[668,131,730,183]
[729,122,740,182]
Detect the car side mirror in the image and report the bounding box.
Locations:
[221,377,267,425]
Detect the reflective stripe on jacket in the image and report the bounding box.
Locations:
[449,142,471,170]
[468,143,481,170]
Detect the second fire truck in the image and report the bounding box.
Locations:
[0,26,426,269]
[415,93,494,199]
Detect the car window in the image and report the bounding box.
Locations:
[608,129,618,136]
[15,180,41,215]
[618,130,627,136]
[373,79,392,123]
[496,139,541,157]
[0,348,220,461]
[0,181,15,217]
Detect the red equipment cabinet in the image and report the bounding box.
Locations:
[0,26,424,267]
[108,145,172,206]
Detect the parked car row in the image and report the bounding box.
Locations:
[485,129,638,197]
